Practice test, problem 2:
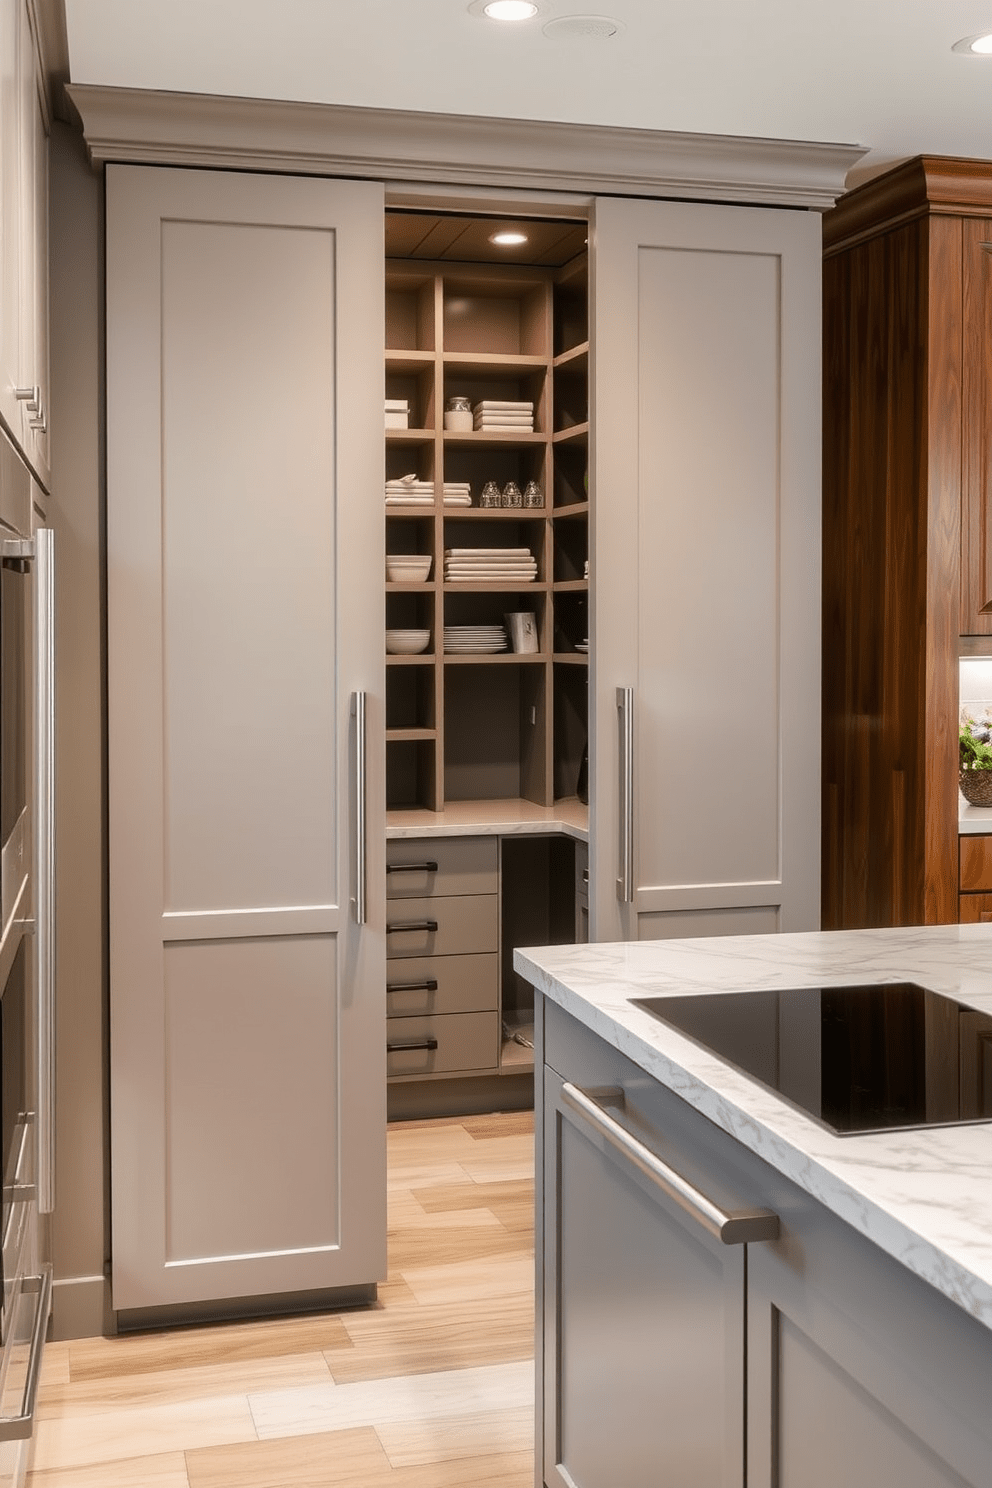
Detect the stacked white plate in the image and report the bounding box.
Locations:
[444,547,537,583]
[443,625,508,654]
[386,629,431,655]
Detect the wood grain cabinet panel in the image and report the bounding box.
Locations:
[821,159,980,930]
[959,834,992,893]
[962,219,992,636]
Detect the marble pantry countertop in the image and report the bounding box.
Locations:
[514,923,992,1332]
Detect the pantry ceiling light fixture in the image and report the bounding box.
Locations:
[952,32,992,53]
[490,230,529,245]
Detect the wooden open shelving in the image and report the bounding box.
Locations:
[385,251,589,819]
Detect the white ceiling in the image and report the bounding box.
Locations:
[62,0,992,187]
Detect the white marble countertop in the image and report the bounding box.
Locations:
[514,924,992,1332]
[387,797,588,841]
[959,797,992,834]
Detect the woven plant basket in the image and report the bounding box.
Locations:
[960,768,992,806]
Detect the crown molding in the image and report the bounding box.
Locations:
[64,84,864,210]
[824,155,992,254]
[31,0,70,123]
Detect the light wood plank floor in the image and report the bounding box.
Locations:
[28,1112,536,1488]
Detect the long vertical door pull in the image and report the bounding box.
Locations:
[616,686,634,903]
[352,691,367,925]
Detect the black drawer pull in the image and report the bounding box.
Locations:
[387,919,438,935]
[386,861,438,874]
[387,1037,439,1054]
[387,978,439,994]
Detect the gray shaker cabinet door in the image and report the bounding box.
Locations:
[542,1068,745,1488]
[589,196,821,942]
[107,165,386,1311]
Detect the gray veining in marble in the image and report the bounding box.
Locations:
[514,923,992,1330]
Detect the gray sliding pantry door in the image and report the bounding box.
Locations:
[106,166,386,1312]
[589,195,821,943]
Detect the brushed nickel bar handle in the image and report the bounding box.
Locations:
[616,685,634,903]
[387,1037,439,1054]
[386,861,438,874]
[0,1268,52,1441]
[386,978,439,994]
[35,529,55,1215]
[561,1082,780,1246]
[386,919,439,935]
[351,691,367,925]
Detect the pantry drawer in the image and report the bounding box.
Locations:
[386,1012,499,1078]
[386,894,497,959]
[386,953,498,1017]
[961,834,992,893]
[386,836,498,899]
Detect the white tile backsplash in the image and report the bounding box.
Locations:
[960,658,992,722]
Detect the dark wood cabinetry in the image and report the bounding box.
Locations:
[822,157,992,929]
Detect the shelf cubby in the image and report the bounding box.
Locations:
[386,663,436,733]
[387,737,438,813]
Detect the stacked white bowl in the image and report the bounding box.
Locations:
[386,554,432,583]
[385,629,431,655]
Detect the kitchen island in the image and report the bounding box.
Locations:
[515,924,992,1488]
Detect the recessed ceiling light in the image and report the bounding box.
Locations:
[952,33,992,54]
[484,1,539,19]
[490,231,529,245]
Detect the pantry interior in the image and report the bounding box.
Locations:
[381,207,591,1121]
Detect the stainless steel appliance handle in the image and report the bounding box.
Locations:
[616,686,634,903]
[35,528,55,1215]
[351,691,367,925]
[561,1082,779,1246]
[0,1269,52,1441]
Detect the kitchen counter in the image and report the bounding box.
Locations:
[387,796,588,841]
[959,797,992,834]
[514,923,992,1332]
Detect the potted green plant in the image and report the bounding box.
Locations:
[959,721,992,806]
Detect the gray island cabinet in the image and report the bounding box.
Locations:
[516,926,992,1488]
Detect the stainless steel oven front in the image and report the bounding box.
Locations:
[0,511,54,1484]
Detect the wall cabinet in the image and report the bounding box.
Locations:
[538,1000,992,1488]
[106,166,386,1316]
[0,0,48,489]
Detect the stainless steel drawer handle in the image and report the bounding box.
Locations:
[0,1269,52,1442]
[387,919,438,934]
[387,1037,439,1053]
[387,978,439,994]
[386,861,438,874]
[561,1082,779,1247]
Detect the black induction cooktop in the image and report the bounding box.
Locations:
[633,982,992,1136]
